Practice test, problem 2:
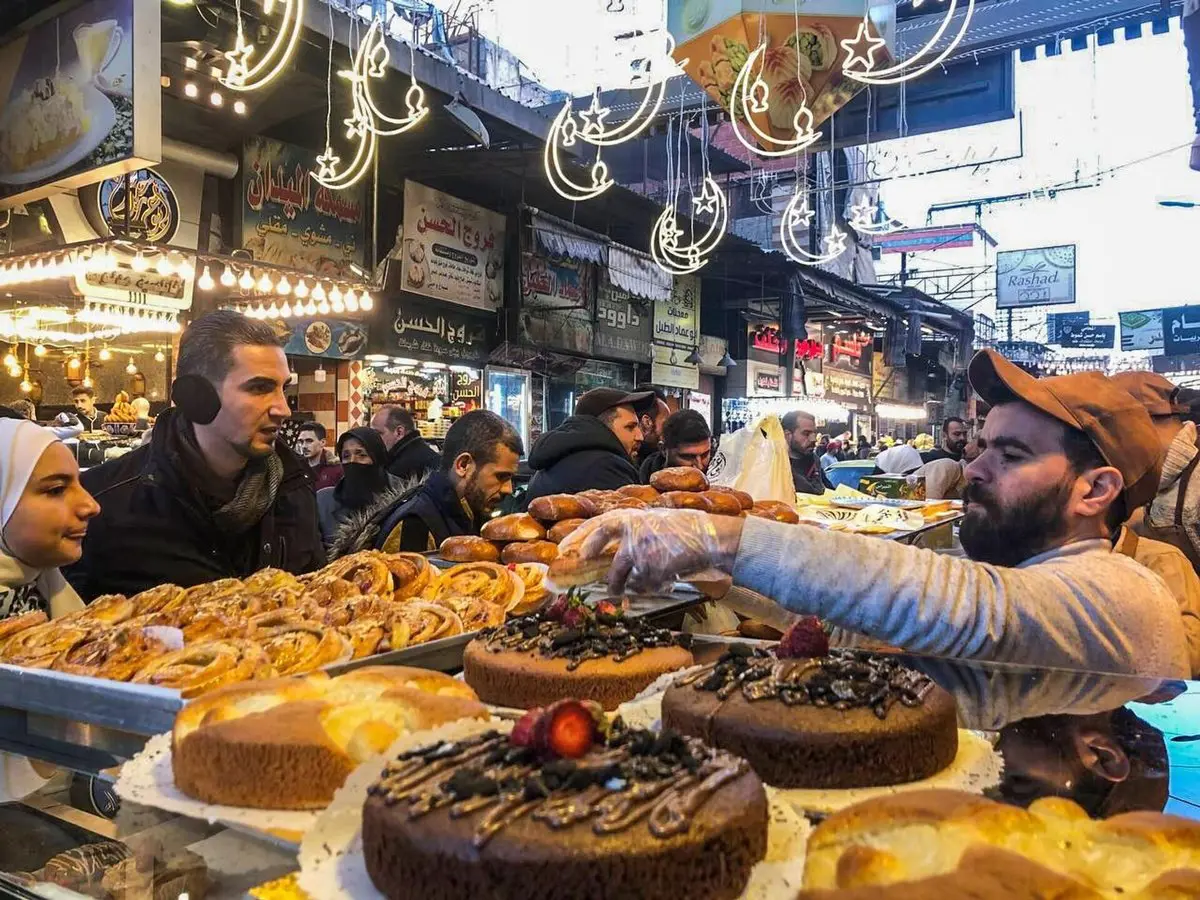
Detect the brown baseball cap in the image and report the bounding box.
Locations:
[968,349,1162,512]
[574,387,656,418]
[1110,371,1187,418]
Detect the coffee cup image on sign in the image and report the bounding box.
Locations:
[304,321,332,354]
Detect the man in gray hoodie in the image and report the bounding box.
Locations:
[564,350,1189,678]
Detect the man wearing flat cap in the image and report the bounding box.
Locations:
[523,387,654,503]
[562,350,1190,678]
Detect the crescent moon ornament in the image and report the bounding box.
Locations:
[352,19,428,136]
[312,115,378,191]
[650,176,729,275]
[840,0,976,86]
[729,43,822,158]
[780,188,848,266]
[221,0,304,92]
[543,105,616,202]
[847,200,904,236]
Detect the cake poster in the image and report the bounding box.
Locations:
[241,136,366,279]
[0,0,161,208]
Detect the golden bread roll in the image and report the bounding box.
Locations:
[748,500,800,524]
[302,574,363,607]
[527,493,598,522]
[391,602,465,648]
[699,490,743,516]
[184,578,244,606]
[430,595,505,631]
[706,484,754,510]
[546,518,587,544]
[500,540,559,565]
[171,667,487,810]
[132,639,275,698]
[242,568,303,596]
[650,466,709,493]
[662,490,713,512]
[439,535,501,562]
[617,484,662,504]
[480,513,546,543]
[65,593,135,626]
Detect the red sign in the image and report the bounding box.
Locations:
[748,323,822,359]
[876,224,976,255]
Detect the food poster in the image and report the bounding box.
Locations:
[1119,309,1164,353]
[666,0,894,150]
[401,181,506,311]
[0,0,161,206]
[242,136,366,279]
[267,317,368,360]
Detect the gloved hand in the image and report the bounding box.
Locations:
[559,508,743,595]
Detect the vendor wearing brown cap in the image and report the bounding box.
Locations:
[562,350,1189,677]
[523,387,654,504]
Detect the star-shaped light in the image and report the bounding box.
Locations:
[849,200,879,227]
[660,217,683,249]
[823,228,848,257]
[344,113,370,139]
[692,184,720,216]
[223,40,255,84]
[840,20,887,75]
[315,147,341,181]
[577,94,611,139]
[787,203,815,230]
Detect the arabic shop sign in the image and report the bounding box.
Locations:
[401,180,505,311]
[996,245,1077,310]
[747,321,824,363]
[1058,324,1114,350]
[1046,311,1089,345]
[1163,306,1200,358]
[72,257,191,311]
[595,281,652,362]
[241,136,365,278]
[654,274,699,348]
[651,343,699,391]
[823,370,872,412]
[276,317,367,360]
[80,167,178,242]
[520,251,592,311]
[825,327,873,378]
[390,295,491,364]
[1120,309,1164,352]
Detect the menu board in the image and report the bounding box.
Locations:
[595,282,653,362]
[655,274,700,347]
[242,136,366,278]
[401,181,505,310]
[823,370,872,412]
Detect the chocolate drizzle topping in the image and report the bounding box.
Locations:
[367,722,747,848]
[677,647,936,720]
[482,611,692,671]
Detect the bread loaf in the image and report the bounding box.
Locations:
[480,513,546,542]
[616,484,662,504]
[546,518,587,543]
[500,540,559,565]
[699,490,743,516]
[527,494,597,522]
[650,466,709,493]
[748,500,800,524]
[439,535,501,562]
[662,491,712,511]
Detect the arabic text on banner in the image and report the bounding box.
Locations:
[520,252,592,311]
[1162,306,1200,358]
[390,297,491,364]
[1120,309,1165,352]
[401,181,505,311]
[654,275,700,348]
[595,282,652,362]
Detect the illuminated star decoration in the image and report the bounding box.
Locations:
[849,200,879,227]
[788,202,815,230]
[840,19,888,74]
[223,39,255,83]
[315,148,341,181]
[577,94,611,139]
[823,228,848,257]
[692,182,720,216]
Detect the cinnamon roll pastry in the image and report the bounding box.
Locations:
[254,622,352,677]
[0,621,93,668]
[54,626,170,681]
[430,594,505,632]
[130,584,187,616]
[0,609,46,643]
[391,602,463,647]
[302,574,363,608]
[249,609,310,632]
[424,562,523,612]
[242,568,303,596]
[382,552,434,601]
[132,639,274,698]
[68,593,135,626]
[325,551,393,596]
[322,595,393,628]
[184,578,245,606]
[181,612,245,644]
[509,563,550,616]
[338,618,386,659]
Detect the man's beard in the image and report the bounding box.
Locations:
[960,480,1073,567]
[463,476,494,520]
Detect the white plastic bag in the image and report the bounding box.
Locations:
[711,415,795,505]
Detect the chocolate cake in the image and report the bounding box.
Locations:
[661,645,959,789]
[362,706,768,900]
[462,597,694,710]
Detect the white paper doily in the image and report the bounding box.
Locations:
[115,732,319,839]
[616,694,1003,815]
[298,717,813,900]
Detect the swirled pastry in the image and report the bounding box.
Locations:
[326,551,393,596]
[0,609,46,643]
[68,593,135,626]
[391,602,464,648]
[430,595,505,632]
[382,552,434,601]
[301,574,363,608]
[254,621,352,677]
[132,639,274,698]
[425,562,523,612]
[242,568,303,596]
[184,578,245,607]
[129,584,187,616]
[54,626,170,681]
[0,620,93,668]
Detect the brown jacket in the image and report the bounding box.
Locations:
[1116,526,1200,677]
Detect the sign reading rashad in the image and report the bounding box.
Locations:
[655,274,699,347]
[595,282,652,362]
[996,245,1077,309]
[80,167,178,242]
[391,295,491,364]
[242,136,365,278]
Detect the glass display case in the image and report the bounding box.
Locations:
[485,366,532,453]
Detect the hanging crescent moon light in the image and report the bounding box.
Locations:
[729,43,822,158]
[650,176,729,275]
[780,188,848,266]
[543,106,616,202]
[840,0,976,87]
[313,119,377,191]
[221,0,305,92]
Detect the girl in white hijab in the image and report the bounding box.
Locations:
[875,444,924,476]
[0,418,100,801]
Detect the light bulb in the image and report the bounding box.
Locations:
[360,292,374,311]
[331,295,345,314]
[177,258,195,281]
[344,290,359,313]
[2,353,15,368]
[266,302,280,317]
[329,285,343,305]
[233,99,247,115]
[305,299,317,316]
[317,299,331,315]
[19,377,32,393]
[82,374,93,389]
[33,344,46,357]
[154,349,166,363]
[256,272,274,292]
[311,283,326,302]
[209,90,223,107]
[155,255,174,275]
[220,266,236,287]
[131,253,149,272]
[99,347,112,361]
[184,82,199,98]
[67,356,80,370]
[7,366,20,379]
[276,276,291,295]
[294,280,309,299]
[126,358,138,375]
[279,301,292,317]
[238,269,255,290]
[198,266,215,290]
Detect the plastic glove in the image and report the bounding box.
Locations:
[559,508,740,595]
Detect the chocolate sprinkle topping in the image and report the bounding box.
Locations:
[677,647,936,720]
[482,611,692,670]
[369,721,747,847]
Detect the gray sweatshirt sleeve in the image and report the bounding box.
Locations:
[732,517,1189,678]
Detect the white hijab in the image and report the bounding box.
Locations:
[0,419,84,615]
[876,444,924,476]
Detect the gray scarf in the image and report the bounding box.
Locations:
[213,453,284,534]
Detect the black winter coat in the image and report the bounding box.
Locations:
[65,409,326,600]
[384,431,441,482]
[523,416,640,504]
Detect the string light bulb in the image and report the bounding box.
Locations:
[266,302,280,317]
[67,356,81,370]
[294,280,309,299]
[305,299,317,316]
[331,294,345,314]
[360,292,374,311]
[279,301,292,318]
[276,276,291,295]
[154,349,166,363]
[2,352,15,369]
[256,271,274,293]
[33,344,47,357]
[131,253,149,272]
[198,266,215,290]
[126,358,138,375]
[99,346,112,362]
[177,257,195,281]
[82,372,93,389]
[19,374,32,393]
[329,285,343,305]
[317,298,331,315]
[238,269,255,291]
[311,283,327,302]
[220,266,236,287]
[344,289,359,312]
[155,254,175,276]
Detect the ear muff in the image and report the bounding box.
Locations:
[171,374,221,425]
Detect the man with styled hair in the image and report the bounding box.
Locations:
[67,310,324,598]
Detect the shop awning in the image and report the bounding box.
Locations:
[529,209,608,266]
[608,244,671,303]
